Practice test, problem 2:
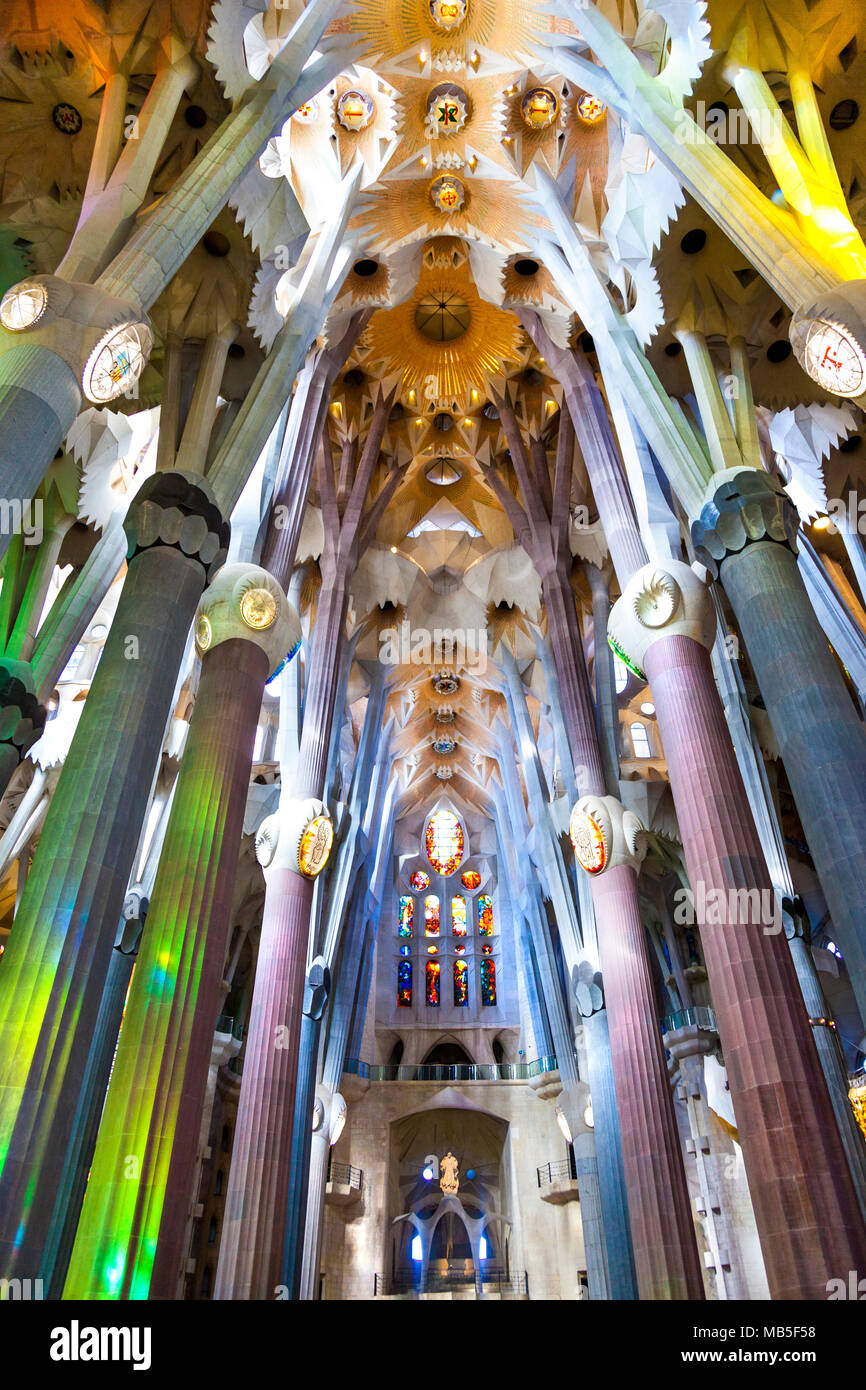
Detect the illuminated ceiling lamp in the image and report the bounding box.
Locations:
[426,457,462,485]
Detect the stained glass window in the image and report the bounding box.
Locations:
[426,959,441,1006]
[454,944,465,955]
[454,958,468,1006]
[427,944,438,955]
[398,960,412,1007]
[461,869,481,890]
[481,942,492,955]
[477,894,493,936]
[400,944,411,956]
[399,895,413,937]
[481,957,496,1005]
[425,894,440,936]
[451,894,467,937]
[410,869,430,891]
[425,809,464,876]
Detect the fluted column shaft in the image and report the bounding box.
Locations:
[215,581,348,1299]
[0,548,205,1282]
[717,540,866,1025]
[543,569,702,1298]
[63,637,268,1299]
[645,633,866,1298]
[0,473,226,1286]
[592,866,705,1298]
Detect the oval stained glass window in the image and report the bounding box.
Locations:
[425,808,464,876]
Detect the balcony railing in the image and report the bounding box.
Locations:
[537,1155,578,1188]
[344,1055,557,1083]
[327,1159,362,1190]
[661,1006,718,1035]
[374,1269,528,1297]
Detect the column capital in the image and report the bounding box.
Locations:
[608,558,715,679]
[569,794,647,876]
[194,562,300,680]
[0,657,45,762]
[123,470,230,580]
[690,467,799,578]
[0,274,152,403]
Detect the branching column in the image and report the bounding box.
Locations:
[484,400,702,1299]
[215,390,403,1298]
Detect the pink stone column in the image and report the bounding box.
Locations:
[592,865,706,1299]
[645,633,866,1298]
[215,581,348,1299]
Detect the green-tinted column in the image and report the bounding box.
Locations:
[63,565,298,1300]
[0,470,228,1286]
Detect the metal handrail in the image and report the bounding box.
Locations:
[537,1155,578,1187]
[661,1005,718,1035]
[344,1055,557,1082]
[327,1159,363,1190]
[374,1269,528,1297]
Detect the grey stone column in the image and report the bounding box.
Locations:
[692,468,866,1027]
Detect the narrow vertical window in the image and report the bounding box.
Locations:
[398,960,412,1007]
[451,894,467,936]
[425,894,440,936]
[399,895,414,937]
[481,957,496,1005]
[630,722,652,758]
[453,958,468,1006]
[426,959,441,1006]
[477,894,493,936]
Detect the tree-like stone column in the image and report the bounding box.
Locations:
[692,470,866,1029]
[570,795,705,1299]
[0,471,228,1287]
[215,390,404,1299]
[63,565,298,1299]
[610,557,866,1298]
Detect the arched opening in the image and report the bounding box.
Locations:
[423,1040,474,1066]
[387,1038,404,1067]
[492,1037,505,1064]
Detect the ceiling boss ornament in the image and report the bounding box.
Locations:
[336,89,375,132]
[425,84,469,139]
[521,87,559,131]
[429,0,467,32]
[429,174,466,214]
[576,93,607,127]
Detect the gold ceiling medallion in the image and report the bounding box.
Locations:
[425,84,468,139]
[576,93,607,127]
[432,673,460,694]
[414,290,470,342]
[521,87,558,130]
[336,89,375,132]
[430,175,466,213]
[429,0,467,32]
[365,255,522,401]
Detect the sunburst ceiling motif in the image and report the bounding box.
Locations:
[365,255,522,398]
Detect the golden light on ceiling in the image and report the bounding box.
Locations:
[365,259,522,400]
[347,0,545,67]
